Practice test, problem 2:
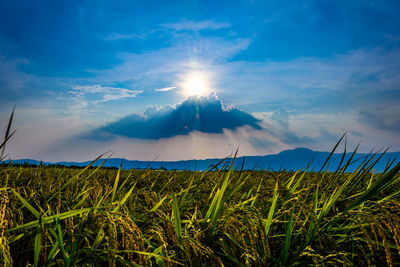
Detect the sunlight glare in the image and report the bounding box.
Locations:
[183,72,210,97]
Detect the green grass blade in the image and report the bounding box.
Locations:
[150,194,168,212]
[279,207,294,266]
[319,132,346,173]
[210,150,237,226]
[265,179,279,237]
[205,188,220,221]
[92,228,106,249]
[114,181,137,212]
[172,193,182,241]
[338,143,360,174]
[334,135,347,173]
[117,173,132,194]
[66,215,89,267]
[285,171,299,188]
[34,228,41,267]
[55,217,69,261]
[9,208,92,232]
[345,161,400,213]
[45,240,60,264]
[48,153,107,202]
[111,163,122,203]
[11,189,40,218]
[179,176,195,207]
[251,177,263,207]
[0,107,15,160]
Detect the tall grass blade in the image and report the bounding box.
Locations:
[9,208,92,231]
[180,176,195,207]
[335,136,347,173]
[0,107,15,160]
[251,177,263,207]
[206,157,228,171]
[172,193,182,241]
[45,239,60,264]
[150,195,168,212]
[384,157,396,173]
[338,143,360,174]
[285,171,299,189]
[48,153,107,201]
[111,162,123,203]
[265,179,279,237]
[92,228,105,249]
[66,212,91,267]
[33,227,41,267]
[55,217,68,261]
[114,181,137,212]
[279,208,294,266]
[344,161,400,213]
[11,189,40,218]
[319,132,346,172]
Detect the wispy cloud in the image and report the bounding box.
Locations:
[358,110,400,132]
[71,85,142,102]
[218,47,400,113]
[252,111,370,151]
[162,20,230,31]
[155,86,177,92]
[104,33,147,41]
[67,85,143,113]
[0,55,33,100]
[91,37,251,88]
[102,20,230,41]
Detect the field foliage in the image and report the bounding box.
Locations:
[0,150,400,266]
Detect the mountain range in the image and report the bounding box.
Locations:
[2,148,400,173]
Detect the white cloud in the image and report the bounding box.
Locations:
[3,29,400,161]
[63,85,143,117]
[83,39,400,157]
[216,47,400,112]
[155,86,177,92]
[90,37,251,93]
[71,84,142,103]
[162,20,231,31]
[252,111,400,153]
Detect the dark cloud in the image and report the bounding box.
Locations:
[258,110,342,147]
[248,136,276,150]
[279,131,315,145]
[358,110,400,132]
[91,95,262,140]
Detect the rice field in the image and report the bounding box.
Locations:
[0,149,400,266]
[1,112,400,266]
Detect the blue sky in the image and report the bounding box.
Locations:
[1,0,400,161]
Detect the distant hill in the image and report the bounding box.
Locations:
[2,148,400,172]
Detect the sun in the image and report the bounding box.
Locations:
[182,72,210,97]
